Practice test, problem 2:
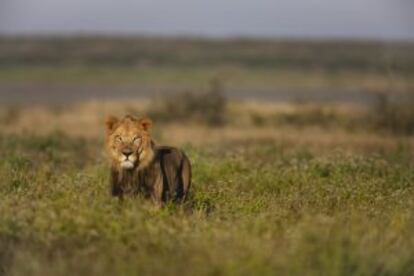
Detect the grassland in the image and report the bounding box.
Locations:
[0,36,413,89]
[0,99,413,276]
[1,37,413,71]
[0,36,414,275]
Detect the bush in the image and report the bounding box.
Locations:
[249,105,351,129]
[0,106,20,126]
[148,78,227,126]
[274,107,338,127]
[371,91,414,135]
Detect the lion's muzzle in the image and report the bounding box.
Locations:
[119,146,137,170]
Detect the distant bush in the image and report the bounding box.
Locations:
[274,107,338,127]
[247,94,414,135]
[371,92,414,135]
[249,106,352,129]
[0,106,20,125]
[148,78,227,126]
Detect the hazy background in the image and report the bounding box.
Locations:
[1,2,414,275]
[0,0,413,108]
[0,0,413,40]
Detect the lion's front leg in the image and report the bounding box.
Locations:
[110,167,123,199]
[151,168,164,208]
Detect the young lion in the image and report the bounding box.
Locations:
[104,115,191,204]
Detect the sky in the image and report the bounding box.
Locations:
[0,0,413,40]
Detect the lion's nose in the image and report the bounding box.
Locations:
[122,148,133,157]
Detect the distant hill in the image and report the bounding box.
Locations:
[1,36,413,73]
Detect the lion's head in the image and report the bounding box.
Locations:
[105,115,154,170]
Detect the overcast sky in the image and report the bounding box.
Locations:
[0,0,413,40]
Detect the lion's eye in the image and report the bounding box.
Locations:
[133,136,142,145]
[115,136,122,143]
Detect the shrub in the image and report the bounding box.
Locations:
[249,105,351,129]
[371,91,414,135]
[148,78,227,126]
[0,106,20,125]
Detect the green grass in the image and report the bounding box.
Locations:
[0,36,413,90]
[0,65,410,91]
[0,132,413,275]
[1,37,413,73]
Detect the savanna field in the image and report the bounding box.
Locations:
[0,37,414,275]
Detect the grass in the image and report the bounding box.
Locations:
[1,37,413,73]
[0,36,413,90]
[1,65,410,91]
[0,128,413,276]
[1,36,414,275]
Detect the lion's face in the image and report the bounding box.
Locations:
[105,115,153,170]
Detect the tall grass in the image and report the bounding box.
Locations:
[0,131,413,275]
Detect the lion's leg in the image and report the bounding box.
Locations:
[180,155,192,202]
[151,170,164,208]
[110,167,123,199]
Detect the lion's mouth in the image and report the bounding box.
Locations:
[120,154,137,170]
[121,160,135,169]
[118,146,145,170]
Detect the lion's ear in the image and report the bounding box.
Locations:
[105,115,119,132]
[138,117,153,131]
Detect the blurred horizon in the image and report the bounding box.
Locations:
[0,0,413,106]
[1,0,413,41]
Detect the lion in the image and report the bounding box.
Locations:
[104,114,191,205]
